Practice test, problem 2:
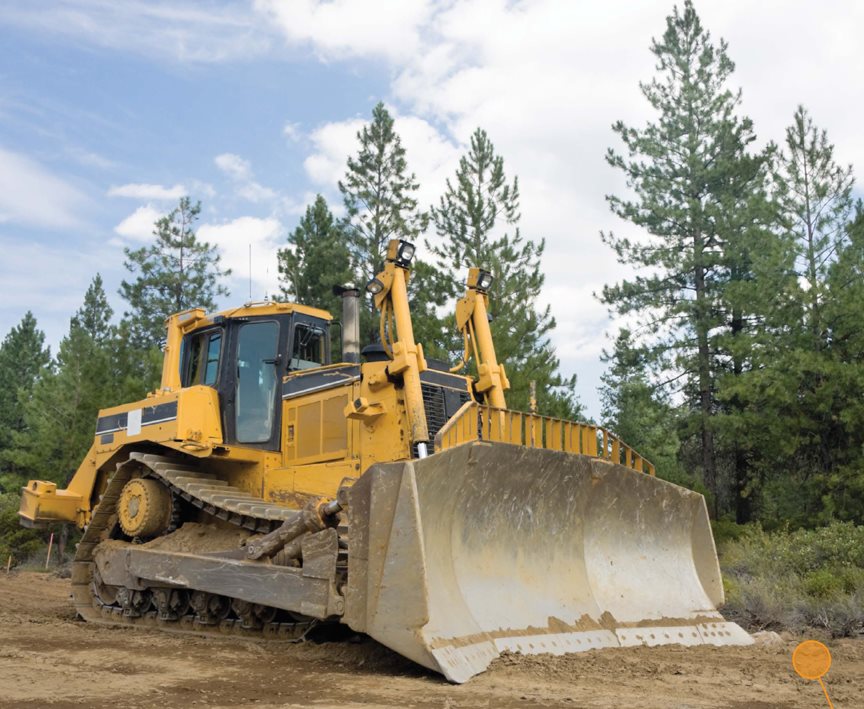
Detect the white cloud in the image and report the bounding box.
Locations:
[303,118,363,187]
[255,0,432,62]
[198,216,284,299]
[214,153,277,203]
[0,147,88,229]
[214,153,252,181]
[108,183,186,200]
[114,205,163,242]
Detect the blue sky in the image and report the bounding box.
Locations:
[1,1,862,418]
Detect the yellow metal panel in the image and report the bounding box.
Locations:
[322,394,349,455]
[508,412,522,445]
[284,406,297,461]
[297,402,320,459]
[563,423,577,454]
[530,416,542,448]
[548,420,563,451]
[580,426,592,456]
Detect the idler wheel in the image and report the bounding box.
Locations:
[118,477,173,539]
[91,568,118,606]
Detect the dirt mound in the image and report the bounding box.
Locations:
[142,522,253,553]
[0,571,861,708]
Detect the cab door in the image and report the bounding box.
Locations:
[222,318,283,450]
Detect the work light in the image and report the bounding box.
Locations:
[397,240,415,264]
[476,270,494,292]
[365,277,385,295]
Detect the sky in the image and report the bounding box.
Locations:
[0,0,862,417]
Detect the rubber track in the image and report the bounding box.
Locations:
[71,453,315,641]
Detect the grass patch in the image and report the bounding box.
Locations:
[718,522,864,637]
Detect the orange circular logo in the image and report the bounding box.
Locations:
[792,640,832,680]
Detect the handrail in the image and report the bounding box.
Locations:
[434,402,655,476]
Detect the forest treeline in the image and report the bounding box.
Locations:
[1,1,862,549]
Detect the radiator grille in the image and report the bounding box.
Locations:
[412,382,471,458]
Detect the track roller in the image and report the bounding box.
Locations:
[152,588,191,620]
[190,591,231,625]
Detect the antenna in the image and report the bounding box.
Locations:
[248,244,252,299]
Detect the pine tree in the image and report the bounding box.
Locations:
[120,197,230,348]
[600,1,774,516]
[8,277,117,485]
[0,312,50,488]
[109,319,163,404]
[277,195,354,316]
[600,329,687,485]
[339,102,428,341]
[820,205,864,523]
[77,274,113,342]
[742,111,860,525]
[429,128,581,417]
[775,106,854,349]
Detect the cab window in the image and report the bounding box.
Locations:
[290,324,325,371]
[182,329,222,387]
[235,321,279,443]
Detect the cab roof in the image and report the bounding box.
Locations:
[214,300,332,322]
[173,300,332,335]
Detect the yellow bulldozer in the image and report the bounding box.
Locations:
[19,239,750,682]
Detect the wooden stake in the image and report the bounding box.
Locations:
[5,555,11,574]
[45,532,54,569]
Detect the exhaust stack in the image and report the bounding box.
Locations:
[335,285,361,363]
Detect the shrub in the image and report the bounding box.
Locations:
[0,492,44,565]
[719,522,864,638]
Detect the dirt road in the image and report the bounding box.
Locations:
[0,571,860,708]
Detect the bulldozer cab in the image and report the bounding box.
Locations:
[179,310,331,451]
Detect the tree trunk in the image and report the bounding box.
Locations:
[693,237,717,514]
[730,305,751,523]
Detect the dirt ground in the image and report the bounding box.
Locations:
[0,571,861,708]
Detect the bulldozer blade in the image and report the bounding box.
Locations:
[344,441,752,683]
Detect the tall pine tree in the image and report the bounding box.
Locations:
[120,197,231,348]
[775,105,854,349]
[0,312,50,489]
[429,128,581,417]
[339,103,428,342]
[600,1,774,516]
[754,110,861,525]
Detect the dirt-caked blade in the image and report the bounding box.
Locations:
[344,442,752,683]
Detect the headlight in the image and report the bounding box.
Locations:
[476,270,494,292]
[365,278,385,295]
[396,240,415,266]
